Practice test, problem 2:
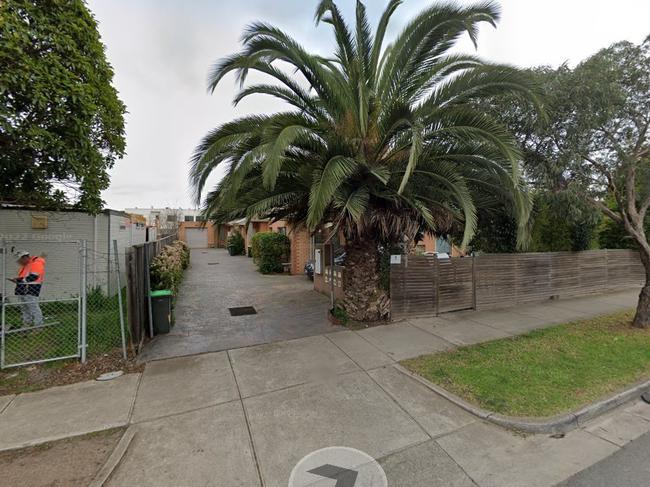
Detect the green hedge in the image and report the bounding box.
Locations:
[250,232,290,274]
[150,241,190,294]
[226,231,245,255]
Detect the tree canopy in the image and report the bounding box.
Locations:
[191,0,542,247]
[490,37,650,326]
[0,0,126,213]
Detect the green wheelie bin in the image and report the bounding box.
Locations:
[150,289,173,334]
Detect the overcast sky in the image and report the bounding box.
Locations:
[88,0,650,211]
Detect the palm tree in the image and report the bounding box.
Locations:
[191,0,542,321]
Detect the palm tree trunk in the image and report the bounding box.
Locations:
[342,239,390,321]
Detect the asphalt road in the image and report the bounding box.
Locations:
[559,430,650,487]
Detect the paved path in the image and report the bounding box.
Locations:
[559,428,650,487]
[140,248,333,361]
[0,289,643,486]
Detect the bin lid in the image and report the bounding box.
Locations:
[150,289,172,297]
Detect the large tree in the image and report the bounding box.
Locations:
[493,38,650,327]
[0,0,126,213]
[191,0,541,321]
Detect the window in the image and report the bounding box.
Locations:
[195,215,206,222]
[278,227,287,235]
[184,215,194,222]
[436,237,451,254]
[166,214,177,222]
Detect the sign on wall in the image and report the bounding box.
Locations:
[315,249,322,274]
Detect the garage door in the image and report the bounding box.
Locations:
[185,228,208,248]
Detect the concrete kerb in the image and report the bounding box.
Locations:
[394,364,650,435]
[88,426,137,487]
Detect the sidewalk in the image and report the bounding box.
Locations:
[0,289,643,486]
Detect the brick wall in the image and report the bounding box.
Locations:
[290,228,311,275]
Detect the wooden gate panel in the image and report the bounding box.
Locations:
[390,256,436,318]
[437,258,474,313]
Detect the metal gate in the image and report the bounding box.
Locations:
[390,254,475,319]
[1,240,86,368]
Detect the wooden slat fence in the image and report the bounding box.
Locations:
[126,234,176,351]
[390,249,644,320]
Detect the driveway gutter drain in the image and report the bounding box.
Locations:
[229,306,257,316]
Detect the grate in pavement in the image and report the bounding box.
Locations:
[207,262,219,265]
[229,306,257,316]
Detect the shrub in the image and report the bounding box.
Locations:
[330,304,348,325]
[226,231,245,256]
[378,244,401,294]
[150,241,190,294]
[250,232,290,274]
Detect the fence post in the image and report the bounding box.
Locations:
[145,243,154,338]
[434,256,440,316]
[113,240,128,360]
[1,240,6,369]
[125,246,141,351]
[80,240,87,363]
[472,254,478,310]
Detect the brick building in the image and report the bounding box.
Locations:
[202,218,314,276]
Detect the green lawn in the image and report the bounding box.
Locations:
[3,291,124,366]
[401,310,650,417]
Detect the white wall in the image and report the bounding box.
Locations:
[0,208,139,300]
[1,209,96,300]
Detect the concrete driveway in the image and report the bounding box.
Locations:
[140,248,333,361]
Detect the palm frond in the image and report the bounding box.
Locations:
[192,0,541,251]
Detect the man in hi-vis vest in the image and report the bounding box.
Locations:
[8,251,46,327]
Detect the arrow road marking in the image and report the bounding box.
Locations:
[307,464,359,487]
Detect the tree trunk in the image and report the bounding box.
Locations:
[342,239,390,322]
[632,248,650,328]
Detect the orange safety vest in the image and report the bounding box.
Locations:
[18,256,46,284]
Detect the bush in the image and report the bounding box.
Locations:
[378,244,401,294]
[598,218,637,249]
[330,304,348,325]
[150,241,190,294]
[250,232,290,274]
[226,231,245,256]
[529,193,600,252]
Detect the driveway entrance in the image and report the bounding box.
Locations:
[141,248,333,361]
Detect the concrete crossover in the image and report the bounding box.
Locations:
[107,402,259,487]
[131,352,238,423]
[242,370,430,486]
[0,288,644,486]
[229,334,359,398]
[379,440,476,487]
[558,427,650,486]
[436,421,619,487]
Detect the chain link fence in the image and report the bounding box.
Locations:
[1,239,127,369]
